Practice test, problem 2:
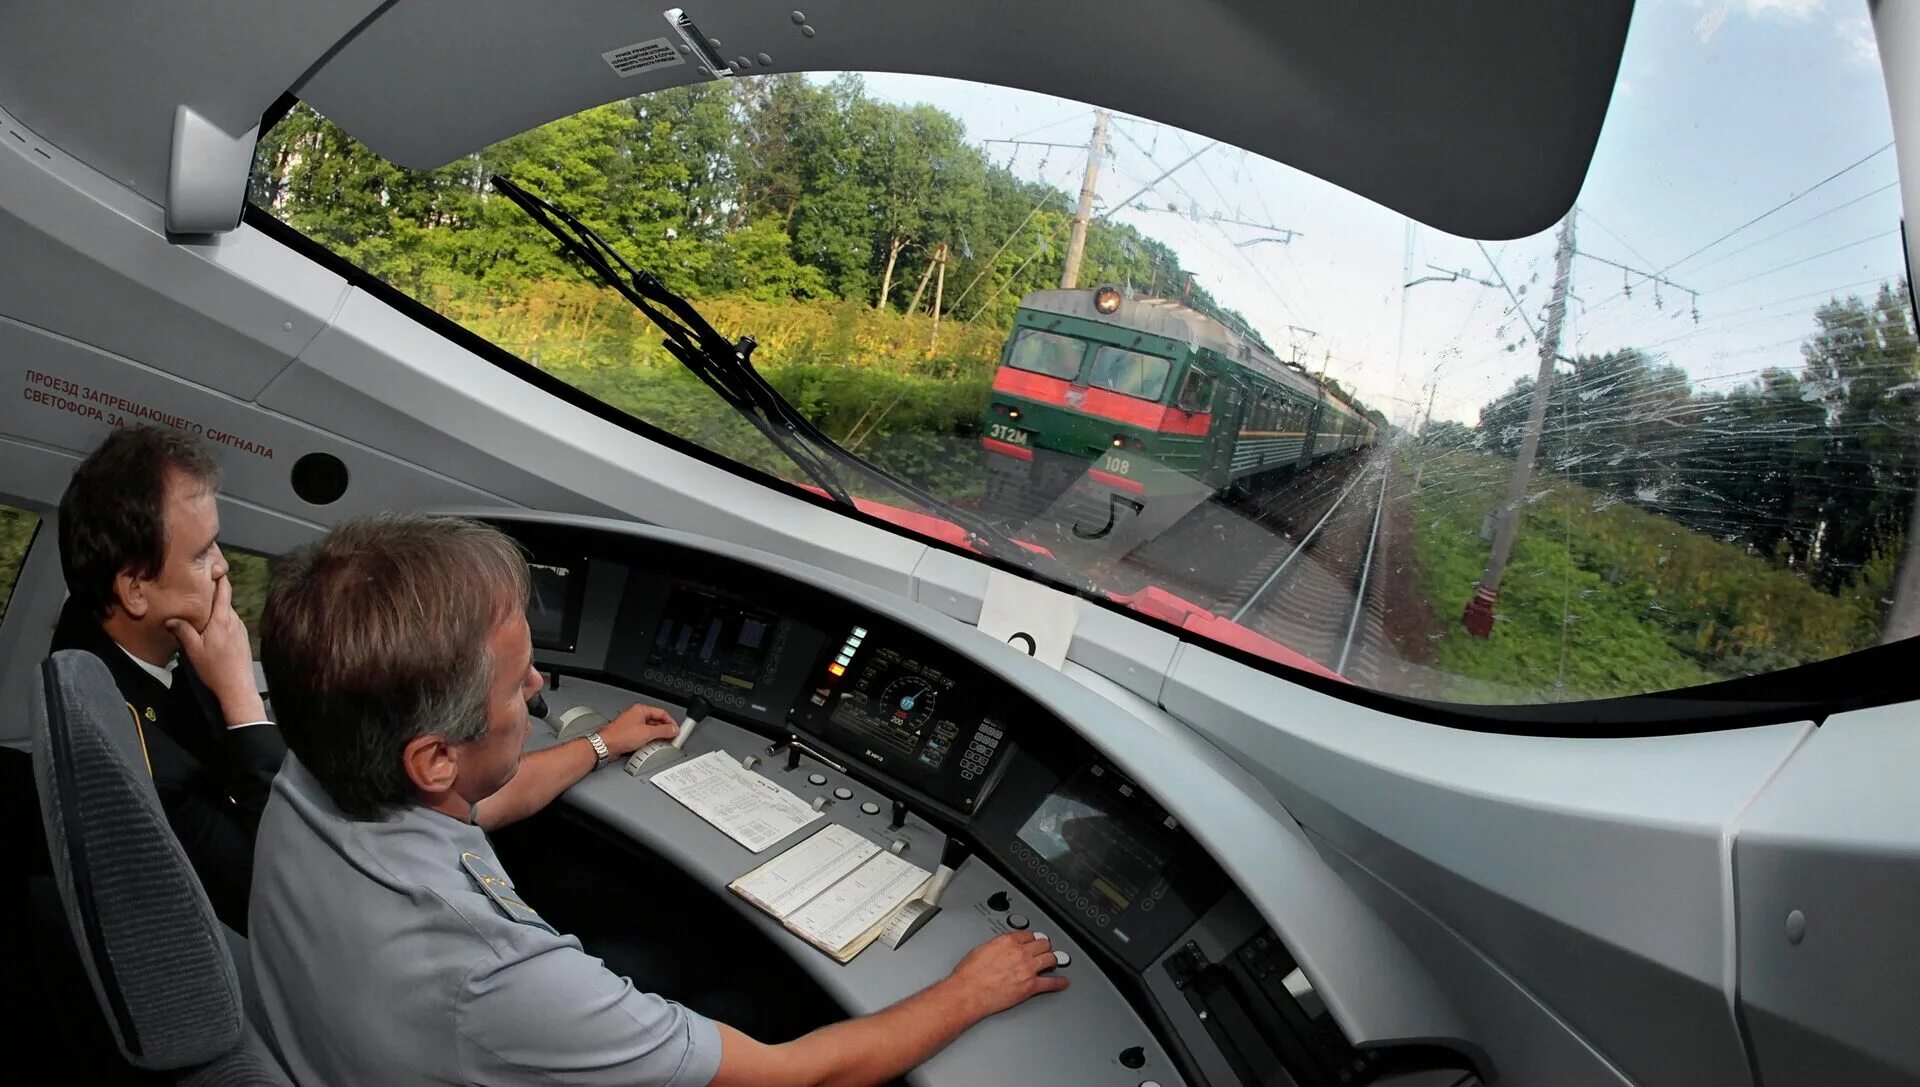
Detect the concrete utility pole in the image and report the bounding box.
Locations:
[1059,109,1110,290]
[1463,209,1577,638]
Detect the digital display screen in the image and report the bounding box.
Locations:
[649,586,779,692]
[1016,766,1174,917]
[527,561,581,652]
[829,645,964,770]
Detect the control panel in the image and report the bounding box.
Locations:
[787,619,1016,814]
[494,517,1470,1087]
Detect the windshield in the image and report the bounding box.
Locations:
[1087,347,1172,401]
[1006,330,1088,381]
[251,3,1916,706]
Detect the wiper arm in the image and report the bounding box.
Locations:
[491,176,1098,595]
[491,175,857,506]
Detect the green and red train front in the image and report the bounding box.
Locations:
[980,315,1219,502]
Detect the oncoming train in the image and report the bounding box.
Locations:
[980,287,1378,505]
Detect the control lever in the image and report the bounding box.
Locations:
[551,704,604,741]
[626,696,712,776]
[526,691,550,720]
[879,838,969,950]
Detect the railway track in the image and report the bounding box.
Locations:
[1224,452,1392,681]
[983,448,1396,680]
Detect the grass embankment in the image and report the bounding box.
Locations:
[441,281,1004,503]
[1404,449,1876,702]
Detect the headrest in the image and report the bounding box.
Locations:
[30,650,244,1069]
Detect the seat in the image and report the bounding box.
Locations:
[28,650,291,1085]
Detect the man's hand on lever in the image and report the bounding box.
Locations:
[710,931,1068,1087]
[472,702,677,831]
[595,702,680,758]
[166,575,268,727]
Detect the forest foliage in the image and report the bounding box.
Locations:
[1461,282,1917,604]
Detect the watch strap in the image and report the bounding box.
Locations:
[585,730,611,767]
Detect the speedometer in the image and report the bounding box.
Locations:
[880,675,937,732]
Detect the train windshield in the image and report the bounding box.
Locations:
[1087,348,1173,401]
[251,4,1918,708]
[1007,331,1088,381]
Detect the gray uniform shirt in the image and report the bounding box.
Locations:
[249,754,723,1086]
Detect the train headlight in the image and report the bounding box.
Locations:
[1094,286,1122,314]
[1112,434,1126,447]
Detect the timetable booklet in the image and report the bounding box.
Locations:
[729,823,933,963]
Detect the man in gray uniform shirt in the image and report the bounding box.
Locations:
[249,514,1066,1086]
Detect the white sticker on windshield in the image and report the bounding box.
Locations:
[603,38,686,77]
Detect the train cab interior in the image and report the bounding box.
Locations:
[2,2,1919,1085]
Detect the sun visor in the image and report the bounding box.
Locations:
[297,0,1631,240]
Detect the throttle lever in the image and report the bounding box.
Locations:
[625,696,713,776]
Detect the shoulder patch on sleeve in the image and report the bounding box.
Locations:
[461,851,557,935]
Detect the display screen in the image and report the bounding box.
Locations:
[527,561,582,652]
[648,585,779,692]
[1016,766,1174,919]
[829,645,964,770]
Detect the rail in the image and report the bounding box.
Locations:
[1334,461,1390,675]
[1229,460,1373,625]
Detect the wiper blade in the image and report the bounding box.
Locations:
[490,176,1098,595]
[491,175,857,506]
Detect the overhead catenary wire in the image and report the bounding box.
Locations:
[1654,141,1893,277]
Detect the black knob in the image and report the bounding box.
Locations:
[786,746,803,772]
[888,799,908,830]
[986,891,1010,912]
[685,696,713,722]
[1119,1047,1146,1070]
[526,692,550,719]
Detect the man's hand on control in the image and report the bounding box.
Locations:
[597,703,679,758]
[166,576,268,727]
[941,931,1069,1020]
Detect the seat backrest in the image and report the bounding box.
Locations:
[29,649,245,1069]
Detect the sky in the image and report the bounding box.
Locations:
[845,0,1906,430]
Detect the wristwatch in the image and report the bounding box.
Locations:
[584,730,611,769]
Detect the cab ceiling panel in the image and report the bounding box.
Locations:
[299,0,1632,240]
[0,1,385,205]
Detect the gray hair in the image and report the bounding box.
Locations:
[261,514,530,820]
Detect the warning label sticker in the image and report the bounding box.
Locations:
[22,368,275,460]
[602,38,686,77]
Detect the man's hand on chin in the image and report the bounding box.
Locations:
[166,575,268,726]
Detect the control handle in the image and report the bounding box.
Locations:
[627,697,714,776]
[552,705,606,741]
[672,696,712,750]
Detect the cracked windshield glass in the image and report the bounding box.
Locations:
[252,2,1916,705]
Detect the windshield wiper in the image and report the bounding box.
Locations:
[491,175,858,506]
[490,176,1096,593]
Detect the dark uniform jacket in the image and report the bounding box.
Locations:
[50,599,285,933]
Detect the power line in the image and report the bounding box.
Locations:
[1701,227,1900,293]
[1578,207,1661,273]
[1686,180,1900,275]
[987,109,1093,145]
[1654,141,1893,276]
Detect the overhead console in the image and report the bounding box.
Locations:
[488,514,1477,1087]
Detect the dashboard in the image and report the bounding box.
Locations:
[499,515,1474,1087]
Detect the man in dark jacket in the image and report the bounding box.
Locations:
[51,425,284,932]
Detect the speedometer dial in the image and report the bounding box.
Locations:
[880,675,937,732]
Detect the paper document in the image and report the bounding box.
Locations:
[729,826,934,962]
[785,851,933,959]
[651,750,821,852]
[732,824,879,917]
